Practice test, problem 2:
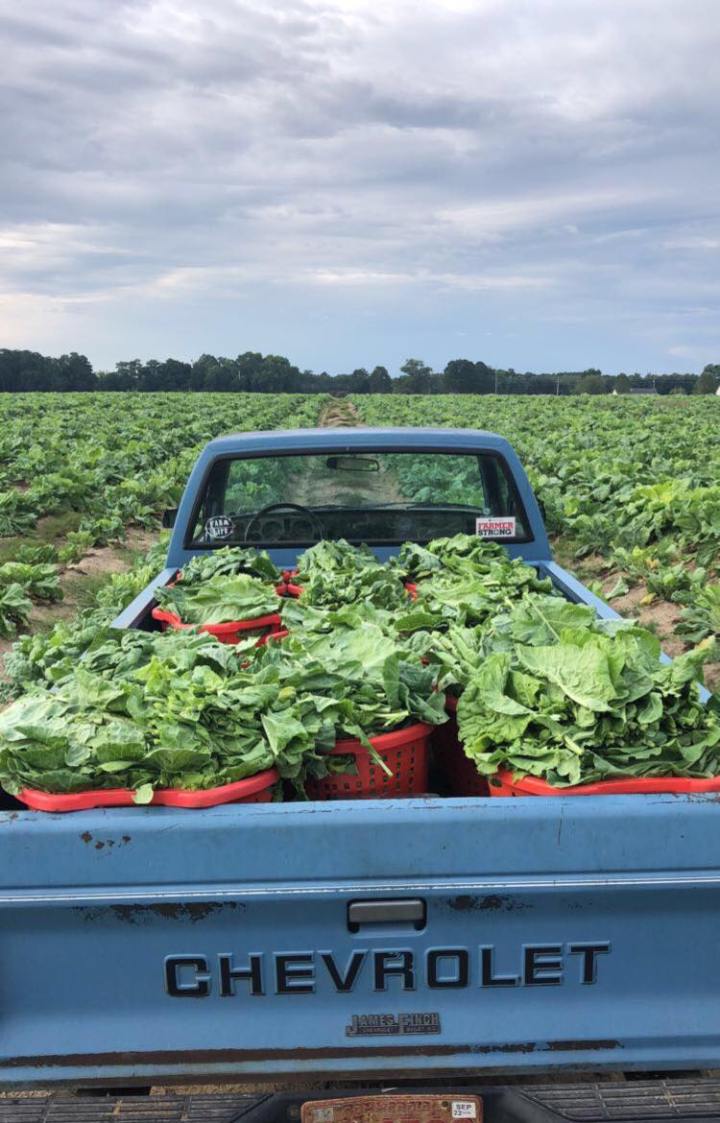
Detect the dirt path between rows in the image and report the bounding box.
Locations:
[318,397,362,427]
[0,527,159,667]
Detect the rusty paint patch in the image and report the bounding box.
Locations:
[448,894,530,913]
[0,1037,623,1070]
[111,901,240,924]
[487,1041,537,1054]
[0,1040,542,1069]
[81,833,130,849]
[77,900,242,925]
[546,1038,621,1052]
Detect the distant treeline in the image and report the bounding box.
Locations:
[1,348,719,395]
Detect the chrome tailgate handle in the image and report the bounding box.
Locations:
[348,898,426,931]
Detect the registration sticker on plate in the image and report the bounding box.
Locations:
[301,1094,483,1123]
[452,1104,479,1120]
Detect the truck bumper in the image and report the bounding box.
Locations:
[5,1078,720,1123]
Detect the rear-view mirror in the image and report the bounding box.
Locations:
[326,456,379,472]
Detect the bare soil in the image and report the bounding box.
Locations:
[0,527,159,671]
[706,664,720,692]
[318,398,361,427]
[63,528,157,580]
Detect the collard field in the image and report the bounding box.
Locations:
[0,392,718,694]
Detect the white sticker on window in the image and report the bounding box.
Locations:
[205,515,234,540]
[475,516,516,538]
[452,1102,478,1119]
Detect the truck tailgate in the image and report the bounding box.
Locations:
[0,794,719,1084]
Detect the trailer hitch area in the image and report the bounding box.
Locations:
[3,1077,720,1123]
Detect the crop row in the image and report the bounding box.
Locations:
[0,393,323,636]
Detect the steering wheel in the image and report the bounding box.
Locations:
[243,502,325,543]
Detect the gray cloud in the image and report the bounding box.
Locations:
[0,0,719,372]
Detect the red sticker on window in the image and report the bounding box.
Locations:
[476,516,516,538]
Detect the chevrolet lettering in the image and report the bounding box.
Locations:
[164,943,611,998]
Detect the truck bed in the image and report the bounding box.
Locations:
[0,562,716,1085]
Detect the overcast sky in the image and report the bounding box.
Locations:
[1,0,719,375]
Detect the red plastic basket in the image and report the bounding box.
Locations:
[18,768,280,812]
[151,573,285,644]
[305,723,433,800]
[490,769,720,797]
[432,694,489,797]
[278,570,304,597]
[256,627,290,646]
[151,605,283,645]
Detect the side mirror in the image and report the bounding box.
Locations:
[537,499,547,522]
[162,508,178,529]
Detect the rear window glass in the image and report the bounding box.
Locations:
[190,451,530,547]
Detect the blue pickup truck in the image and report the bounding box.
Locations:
[2,427,719,1122]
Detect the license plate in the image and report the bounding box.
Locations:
[301,1094,483,1123]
